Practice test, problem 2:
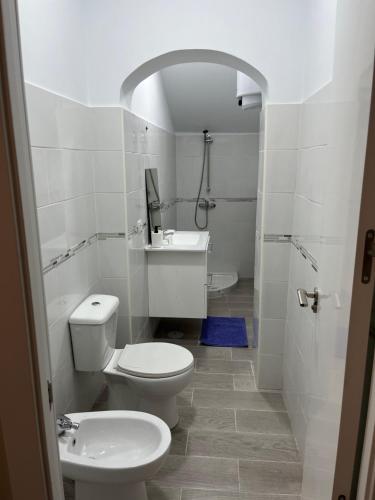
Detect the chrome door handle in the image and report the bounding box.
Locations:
[297,288,319,313]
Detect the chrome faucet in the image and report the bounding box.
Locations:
[56,414,79,436]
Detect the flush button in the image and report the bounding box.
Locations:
[91,301,101,306]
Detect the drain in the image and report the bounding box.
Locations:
[167,330,184,339]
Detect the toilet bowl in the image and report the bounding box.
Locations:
[69,295,194,428]
[103,343,194,428]
[59,410,171,500]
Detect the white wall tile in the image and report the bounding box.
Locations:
[261,281,288,319]
[263,193,294,234]
[93,150,124,193]
[98,239,128,278]
[265,104,300,149]
[95,193,126,233]
[262,242,291,282]
[264,149,297,193]
[257,353,283,390]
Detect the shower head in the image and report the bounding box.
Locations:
[203,129,213,143]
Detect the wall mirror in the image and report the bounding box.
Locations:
[145,168,162,240]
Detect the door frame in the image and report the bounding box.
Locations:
[0,1,63,499]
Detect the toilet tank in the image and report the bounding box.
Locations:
[69,294,119,372]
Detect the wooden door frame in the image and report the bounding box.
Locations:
[0,1,63,499]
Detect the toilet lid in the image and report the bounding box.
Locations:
[117,342,194,378]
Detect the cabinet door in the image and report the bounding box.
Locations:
[148,252,207,318]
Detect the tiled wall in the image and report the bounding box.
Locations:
[27,85,177,411]
[26,83,127,413]
[283,88,338,498]
[123,110,176,342]
[176,134,259,278]
[254,104,299,390]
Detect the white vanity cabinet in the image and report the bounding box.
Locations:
[146,231,209,318]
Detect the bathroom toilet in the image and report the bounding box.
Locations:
[69,294,194,428]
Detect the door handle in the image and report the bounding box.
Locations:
[297,288,319,313]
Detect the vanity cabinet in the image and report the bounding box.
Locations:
[146,231,209,318]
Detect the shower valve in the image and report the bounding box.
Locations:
[198,198,216,209]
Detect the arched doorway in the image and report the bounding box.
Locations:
[120,49,268,108]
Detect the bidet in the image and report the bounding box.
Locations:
[58,411,171,500]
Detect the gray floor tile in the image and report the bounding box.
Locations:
[233,375,257,391]
[147,485,181,500]
[171,426,189,455]
[193,389,286,411]
[181,489,300,499]
[228,302,253,310]
[153,455,239,491]
[207,308,231,317]
[190,372,234,390]
[187,346,232,360]
[230,310,252,318]
[232,349,255,361]
[187,430,299,462]
[196,359,252,375]
[236,410,292,435]
[177,388,193,407]
[178,407,236,431]
[239,460,302,495]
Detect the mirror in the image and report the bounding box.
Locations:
[145,168,162,241]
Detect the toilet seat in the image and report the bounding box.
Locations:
[117,342,194,378]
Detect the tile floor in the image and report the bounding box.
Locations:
[63,279,302,500]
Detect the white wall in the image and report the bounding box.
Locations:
[176,134,258,277]
[83,0,313,104]
[303,0,337,99]
[25,83,126,413]
[26,82,177,412]
[161,63,260,133]
[17,0,340,113]
[131,72,174,132]
[18,1,175,131]
[123,110,177,341]
[18,0,88,103]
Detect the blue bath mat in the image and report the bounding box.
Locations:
[200,316,248,347]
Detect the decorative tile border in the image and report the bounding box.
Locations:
[176,196,257,203]
[263,233,319,272]
[42,232,127,275]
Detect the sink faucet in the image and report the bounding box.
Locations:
[163,229,175,244]
[57,414,79,436]
[163,229,175,237]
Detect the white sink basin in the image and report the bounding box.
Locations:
[59,411,171,500]
[146,230,209,252]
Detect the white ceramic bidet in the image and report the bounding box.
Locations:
[58,411,171,500]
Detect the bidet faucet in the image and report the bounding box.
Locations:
[57,414,80,436]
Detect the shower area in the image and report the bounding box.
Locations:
[159,63,261,295]
[175,129,259,294]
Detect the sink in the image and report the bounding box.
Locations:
[172,232,200,246]
[145,230,209,252]
[59,410,171,500]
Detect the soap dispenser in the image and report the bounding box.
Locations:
[151,226,163,248]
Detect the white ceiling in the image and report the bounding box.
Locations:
[160,63,260,133]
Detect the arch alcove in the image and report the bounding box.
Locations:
[120,49,268,108]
